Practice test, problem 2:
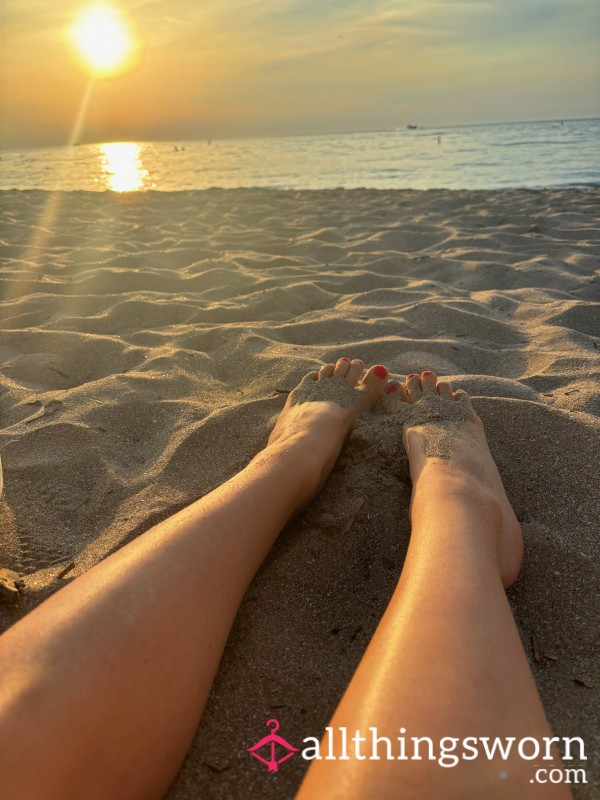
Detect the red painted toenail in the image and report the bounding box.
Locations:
[423,371,433,376]
[385,384,397,394]
[407,373,415,380]
[373,365,388,379]
[340,357,350,362]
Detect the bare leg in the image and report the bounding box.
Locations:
[0,359,389,800]
[298,371,570,800]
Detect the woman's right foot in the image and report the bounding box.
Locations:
[264,358,389,511]
[398,371,523,587]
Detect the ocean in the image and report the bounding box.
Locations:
[1,117,599,192]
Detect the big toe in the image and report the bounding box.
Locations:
[359,364,388,408]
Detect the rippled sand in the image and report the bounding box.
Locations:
[0,188,598,798]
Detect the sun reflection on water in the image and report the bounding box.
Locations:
[98,142,147,191]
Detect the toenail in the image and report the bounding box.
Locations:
[340,357,350,362]
[407,373,415,380]
[385,384,397,394]
[373,365,388,379]
[423,371,433,376]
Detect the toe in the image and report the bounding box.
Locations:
[420,371,437,392]
[345,358,365,387]
[332,357,351,379]
[318,364,335,380]
[301,370,319,384]
[398,382,411,403]
[389,380,410,404]
[358,364,388,408]
[405,373,422,403]
[454,388,472,407]
[383,380,401,413]
[437,379,454,398]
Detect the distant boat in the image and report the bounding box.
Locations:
[407,124,418,130]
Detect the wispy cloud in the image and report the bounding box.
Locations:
[2,0,598,145]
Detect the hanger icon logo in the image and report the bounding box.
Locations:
[247,718,299,772]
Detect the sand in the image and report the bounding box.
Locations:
[0,187,598,798]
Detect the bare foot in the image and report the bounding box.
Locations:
[266,358,389,502]
[398,371,523,587]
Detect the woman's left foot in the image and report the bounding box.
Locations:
[398,370,524,587]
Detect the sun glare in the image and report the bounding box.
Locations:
[70,3,134,77]
[98,142,148,191]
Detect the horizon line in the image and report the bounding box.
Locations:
[2,115,599,151]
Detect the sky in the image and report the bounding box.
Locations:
[2,0,599,147]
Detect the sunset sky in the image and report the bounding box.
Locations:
[2,0,599,147]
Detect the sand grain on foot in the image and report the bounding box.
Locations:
[290,375,372,410]
[393,392,480,458]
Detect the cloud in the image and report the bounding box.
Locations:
[2,0,598,146]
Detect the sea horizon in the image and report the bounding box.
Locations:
[1,117,599,192]
[3,114,599,150]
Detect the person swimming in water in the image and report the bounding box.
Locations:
[0,361,569,799]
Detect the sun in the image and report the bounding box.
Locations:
[70,3,135,77]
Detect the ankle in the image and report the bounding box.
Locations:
[267,402,351,465]
[411,463,504,532]
[256,431,340,503]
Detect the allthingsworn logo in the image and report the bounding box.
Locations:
[247,719,299,772]
[246,724,588,787]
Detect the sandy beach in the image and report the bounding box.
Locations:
[0,187,598,798]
